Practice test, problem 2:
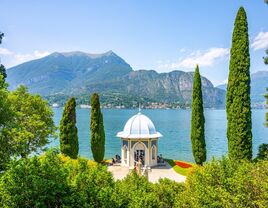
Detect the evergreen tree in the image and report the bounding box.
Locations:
[226,7,252,160]
[60,97,79,159]
[264,49,268,65]
[0,65,6,81]
[90,93,105,162]
[0,32,6,82]
[190,65,206,165]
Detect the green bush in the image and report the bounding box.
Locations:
[0,149,70,207]
[154,178,185,208]
[255,143,268,161]
[0,150,116,208]
[68,161,115,208]
[114,171,159,207]
[1,151,267,208]
[176,157,268,208]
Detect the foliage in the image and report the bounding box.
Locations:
[3,86,56,158]
[0,149,70,207]
[265,49,268,65]
[0,76,13,169]
[1,150,268,208]
[114,171,159,207]
[0,32,3,44]
[226,7,252,160]
[0,150,116,208]
[191,65,206,165]
[0,32,6,82]
[153,178,185,208]
[166,159,194,176]
[176,157,268,208]
[60,97,79,159]
[68,160,115,208]
[90,93,105,162]
[0,65,6,82]
[255,143,268,161]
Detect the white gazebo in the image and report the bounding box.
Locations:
[116,111,162,168]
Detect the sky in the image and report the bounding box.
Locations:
[0,0,268,86]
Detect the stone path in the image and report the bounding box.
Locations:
[108,163,186,183]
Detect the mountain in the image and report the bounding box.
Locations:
[217,70,268,104]
[7,51,132,95]
[7,51,225,107]
[80,70,225,107]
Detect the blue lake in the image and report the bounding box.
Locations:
[51,109,268,162]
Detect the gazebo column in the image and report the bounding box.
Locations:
[148,139,151,167]
[127,139,130,166]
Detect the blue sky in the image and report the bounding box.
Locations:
[0,0,268,85]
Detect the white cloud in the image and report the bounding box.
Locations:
[14,50,51,63]
[219,78,228,85]
[0,47,14,55]
[179,48,187,53]
[158,47,229,70]
[251,32,268,50]
[33,50,50,58]
[0,48,51,66]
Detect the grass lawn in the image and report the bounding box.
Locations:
[165,159,195,176]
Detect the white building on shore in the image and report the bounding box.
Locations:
[116,110,162,168]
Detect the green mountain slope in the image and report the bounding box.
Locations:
[7,51,132,95]
[7,51,225,107]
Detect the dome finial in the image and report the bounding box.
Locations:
[138,103,141,113]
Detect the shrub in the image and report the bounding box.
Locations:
[255,143,268,161]
[0,149,70,207]
[176,157,268,207]
[114,171,159,207]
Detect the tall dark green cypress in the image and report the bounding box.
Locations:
[90,93,105,162]
[190,65,206,165]
[59,97,79,159]
[226,7,252,160]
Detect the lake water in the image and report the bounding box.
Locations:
[51,109,268,162]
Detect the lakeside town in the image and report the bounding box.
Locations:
[52,101,267,109]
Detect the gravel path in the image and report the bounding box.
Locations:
[108,163,186,183]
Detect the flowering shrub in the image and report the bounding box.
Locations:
[175,161,192,168]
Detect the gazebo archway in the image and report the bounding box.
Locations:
[133,142,146,165]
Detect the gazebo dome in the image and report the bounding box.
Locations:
[116,112,162,139]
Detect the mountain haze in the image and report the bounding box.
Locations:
[7,51,225,107]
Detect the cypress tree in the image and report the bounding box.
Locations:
[226,7,252,160]
[90,93,105,162]
[190,65,206,165]
[59,97,79,159]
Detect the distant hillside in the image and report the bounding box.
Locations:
[217,70,268,103]
[7,51,225,108]
[7,51,132,95]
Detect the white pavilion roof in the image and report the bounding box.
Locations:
[116,112,162,139]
